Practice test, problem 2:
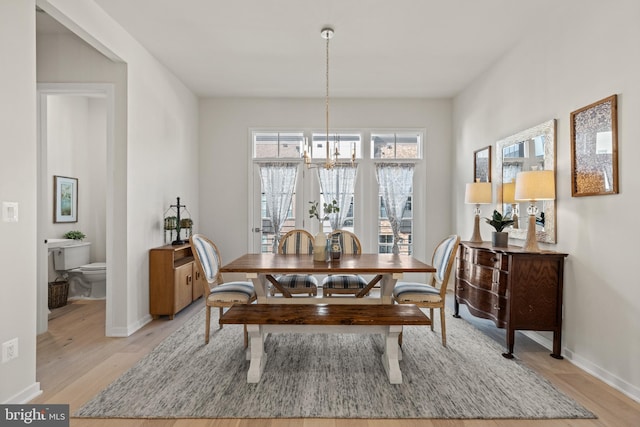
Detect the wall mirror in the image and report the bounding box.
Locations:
[495,119,556,243]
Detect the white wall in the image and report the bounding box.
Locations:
[37,0,200,336]
[0,0,198,403]
[0,0,40,404]
[453,0,640,400]
[46,95,107,262]
[198,97,453,271]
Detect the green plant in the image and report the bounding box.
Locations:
[484,210,514,232]
[63,230,86,240]
[308,200,339,223]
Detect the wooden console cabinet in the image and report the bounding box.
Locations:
[149,243,204,319]
[454,241,568,359]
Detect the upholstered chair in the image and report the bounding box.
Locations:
[269,229,318,297]
[190,234,256,345]
[393,234,460,347]
[322,230,368,297]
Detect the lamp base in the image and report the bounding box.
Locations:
[511,204,519,229]
[469,214,483,243]
[522,213,540,252]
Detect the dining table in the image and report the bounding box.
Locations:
[219,253,436,304]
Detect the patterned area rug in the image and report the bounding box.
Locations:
[76,307,595,419]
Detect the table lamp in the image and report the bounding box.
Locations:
[502,180,518,229]
[514,170,555,252]
[465,181,492,243]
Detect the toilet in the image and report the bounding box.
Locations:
[52,242,107,299]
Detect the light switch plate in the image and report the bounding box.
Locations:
[2,202,18,222]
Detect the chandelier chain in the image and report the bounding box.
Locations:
[325,31,330,166]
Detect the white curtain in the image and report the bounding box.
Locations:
[317,164,358,230]
[376,163,414,254]
[259,162,298,253]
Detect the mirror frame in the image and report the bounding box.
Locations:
[495,119,557,244]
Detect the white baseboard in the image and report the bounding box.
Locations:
[106,314,152,337]
[521,330,553,350]
[523,331,640,404]
[3,382,42,404]
[563,348,640,404]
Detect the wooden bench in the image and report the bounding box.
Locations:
[219,303,431,384]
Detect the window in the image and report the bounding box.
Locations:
[317,164,358,233]
[378,195,413,254]
[371,132,421,159]
[371,132,420,254]
[309,132,362,160]
[254,132,304,159]
[251,129,422,255]
[260,194,296,253]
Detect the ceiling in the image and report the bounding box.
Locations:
[39,0,574,98]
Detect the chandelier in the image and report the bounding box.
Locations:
[303,27,354,170]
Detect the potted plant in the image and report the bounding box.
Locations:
[308,200,339,261]
[484,210,513,247]
[63,230,86,241]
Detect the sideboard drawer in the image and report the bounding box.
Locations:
[458,260,494,291]
[462,246,507,270]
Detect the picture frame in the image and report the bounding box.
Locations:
[473,146,491,183]
[54,175,78,223]
[570,94,618,197]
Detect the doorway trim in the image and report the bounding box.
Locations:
[37,82,117,336]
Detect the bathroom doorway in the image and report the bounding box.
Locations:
[37,84,114,336]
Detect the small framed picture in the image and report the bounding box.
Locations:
[570,95,618,196]
[474,146,491,183]
[54,175,78,223]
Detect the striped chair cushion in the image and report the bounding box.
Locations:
[332,232,360,254]
[191,235,220,281]
[276,274,318,289]
[393,282,442,303]
[432,235,458,284]
[322,274,368,289]
[209,281,256,303]
[280,232,314,255]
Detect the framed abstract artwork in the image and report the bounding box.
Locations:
[54,175,78,223]
[570,95,618,196]
[474,146,491,183]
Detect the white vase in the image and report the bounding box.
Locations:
[313,231,327,262]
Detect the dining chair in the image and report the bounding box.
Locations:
[269,229,318,297]
[322,230,368,297]
[189,234,256,345]
[392,234,460,347]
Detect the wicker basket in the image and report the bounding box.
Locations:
[48,281,69,309]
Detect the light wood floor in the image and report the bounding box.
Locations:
[33,298,640,427]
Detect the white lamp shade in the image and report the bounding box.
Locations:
[465,182,492,204]
[514,170,555,201]
[502,181,516,204]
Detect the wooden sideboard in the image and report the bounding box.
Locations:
[149,243,204,319]
[454,241,568,359]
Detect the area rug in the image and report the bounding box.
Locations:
[76,307,595,419]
